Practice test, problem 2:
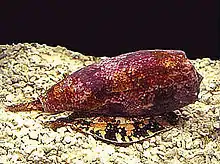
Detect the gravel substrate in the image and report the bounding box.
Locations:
[0,43,219,164]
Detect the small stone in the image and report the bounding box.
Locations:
[210,95,220,105]
[143,148,152,158]
[10,75,21,83]
[23,85,34,94]
[211,157,218,164]
[134,143,143,152]
[181,110,191,117]
[213,121,220,130]
[82,149,96,162]
[29,130,39,140]
[6,94,15,102]
[29,76,37,82]
[30,55,42,63]
[14,116,25,127]
[0,155,9,163]
[61,153,69,162]
[5,79,12,85]
[13,81,26,88]
[68,159,84,164]
[105,145,115,155]
[192,139,201,149]
[48,155,60,163]
[15,88,22,94]
[185,139,193,150]
[176,140,182,148]
[149,137,156,146]
[63,135,72,144]
[31,93,39,99]
[54,143,64,151]
[5,126,13,136]
[142,141,150,149]
[6,85,14,93]
[156,150,165,160]
[209,82,217,90]
[13,138,22,147]
[27,148,45,161]
[170,157,181,164]
[22,136,38,146]
[40,133,54,144]
[215,151,220,161]
[0,148,7,155]
[10,153,22,162]
[42,144,55,154]
[4,142,14,149]
[23,119,35,128]
[201,92,212,104]
[13,64,29,74]
[55,134,63,143]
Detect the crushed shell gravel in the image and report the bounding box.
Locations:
[0,43,219,164]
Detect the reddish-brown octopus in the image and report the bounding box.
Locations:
[6,50,203,144]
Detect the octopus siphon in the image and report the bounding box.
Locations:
[6,50,203,144]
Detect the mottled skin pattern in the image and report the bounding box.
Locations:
[48,114,179,144]
[7,50,202,115]
[6,50,203,144]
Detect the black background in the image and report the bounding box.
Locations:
[0,1,219,59]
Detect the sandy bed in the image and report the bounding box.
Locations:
[0,43,219,163]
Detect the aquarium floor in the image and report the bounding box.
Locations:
[0,43,219,164]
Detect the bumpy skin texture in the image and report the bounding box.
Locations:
[7,50,203,118]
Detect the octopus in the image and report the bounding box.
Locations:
[6,50,203,144]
